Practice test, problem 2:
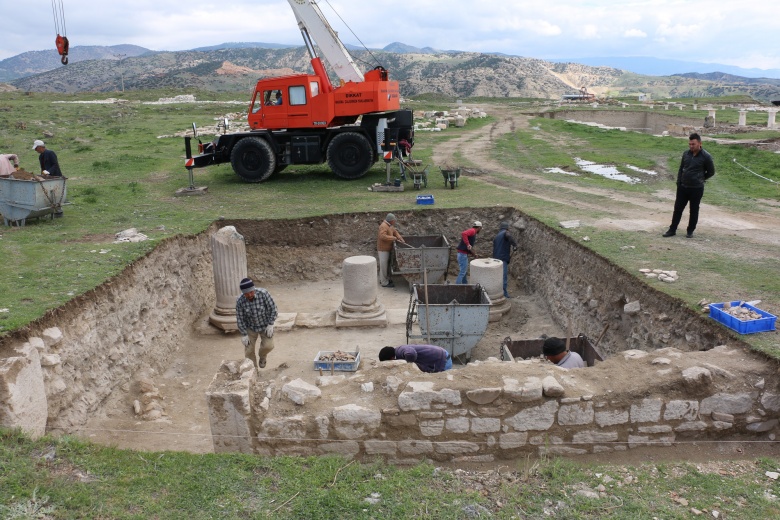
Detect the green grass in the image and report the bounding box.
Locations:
[2,429,780,519]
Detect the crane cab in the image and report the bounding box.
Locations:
[248,71,401,131]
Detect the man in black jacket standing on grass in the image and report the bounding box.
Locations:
[662,133,715,239]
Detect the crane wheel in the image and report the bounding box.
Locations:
[231,137,276,183]
[327,132,373,179]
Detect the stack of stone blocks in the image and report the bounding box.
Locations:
[206,347,779,461]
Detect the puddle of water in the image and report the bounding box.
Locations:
[626,165,658,176]
[574,158,640,184]
[544,160,657,184]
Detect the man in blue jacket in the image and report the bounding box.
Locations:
[492,221,518,298]
[663,133,715,239]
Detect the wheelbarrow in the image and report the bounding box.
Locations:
[0,175,67,226]
[406,283,491,361]
[392,235,451,285]
[439,166,461,189]
[398,157,428,189]
[499,334,605,367]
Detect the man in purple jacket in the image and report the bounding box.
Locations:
[379,344,453,373]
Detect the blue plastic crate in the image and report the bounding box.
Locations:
[709,301,777,334]
[416,194,434,205]
[313,351,360,371]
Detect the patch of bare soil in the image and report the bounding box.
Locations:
[78,274,569,453]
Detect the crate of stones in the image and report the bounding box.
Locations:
[709,301,777,334]
[314,350,360,371]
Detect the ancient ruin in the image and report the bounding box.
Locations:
[1,208,777,462]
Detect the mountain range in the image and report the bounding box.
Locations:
[2,42,779,102]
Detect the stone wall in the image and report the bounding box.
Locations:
[207,347,779,461]
[0,230,216,432]
[547,110,702,134]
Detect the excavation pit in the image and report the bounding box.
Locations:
[1,207,778,462]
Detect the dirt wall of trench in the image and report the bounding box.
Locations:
[514,218,739,355]
[0,229,217,431]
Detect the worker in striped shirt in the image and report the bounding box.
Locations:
[236,277,278,370]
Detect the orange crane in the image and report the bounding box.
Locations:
[184,0,413,183]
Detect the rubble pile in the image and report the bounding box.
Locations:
[318,351,357,362]
[638,268,678,283]
[721,302,764,321]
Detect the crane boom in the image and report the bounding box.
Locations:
[287,0,364,83]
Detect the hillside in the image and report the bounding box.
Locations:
[6,46,780,102]
[0,44,152,82]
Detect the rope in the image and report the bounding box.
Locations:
[51,0,67,37]
[732,158,780,185]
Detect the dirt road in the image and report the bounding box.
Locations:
[433,107,780,247]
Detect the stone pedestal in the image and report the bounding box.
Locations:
[738,110,747,127]
[208,226,247,331]
[470,258,510,322]
[336,256,387,327]
[769,109,778,129]
[708,109,716,122]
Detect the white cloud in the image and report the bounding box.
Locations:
[577,25,601,40]
[623,29,647,38]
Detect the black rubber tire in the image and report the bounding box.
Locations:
[230,137,276,183]
[326,132,373,179]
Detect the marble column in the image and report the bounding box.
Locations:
[336,256,387,327]
[209,226,247,331]
[738,110,747,127]
[769,109,778,129]
[708,109,716,122]
[470,258,510,322]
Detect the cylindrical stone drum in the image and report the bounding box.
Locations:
[470,258,503,299]
[470,257,510,321]
[341,255,379,307]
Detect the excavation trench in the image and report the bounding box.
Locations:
[1,207,778,461]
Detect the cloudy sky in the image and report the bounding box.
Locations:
[5,0,779,71]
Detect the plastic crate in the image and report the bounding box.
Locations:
[416,195,434,205]
[313,351,360,371]
[709,301,777,334]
